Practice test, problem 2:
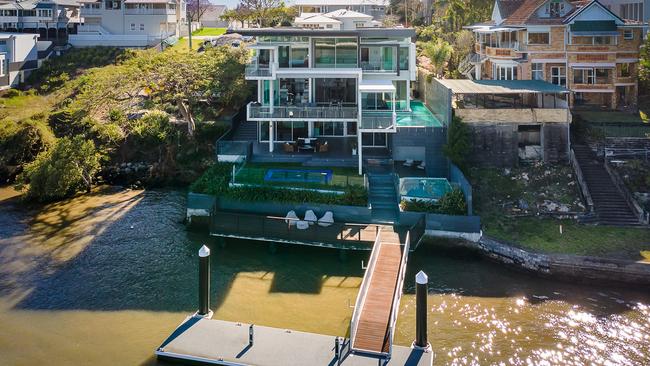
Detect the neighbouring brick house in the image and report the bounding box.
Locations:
[465,0,645,111]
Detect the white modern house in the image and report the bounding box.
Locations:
[0,0,81,42]
[71,0,186,47]
[293,0,390,20]
[0,32,41,89]
[295,9,382,30]
[221,13,456,177]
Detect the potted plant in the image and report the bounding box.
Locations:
[351,141,358,156]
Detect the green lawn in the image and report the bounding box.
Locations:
[234,163,364,190]
[192,28,227,37]
[574,110,647,124]
[0,92,59,122]
[483,217,650,260]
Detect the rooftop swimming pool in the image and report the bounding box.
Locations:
[399,177,453,201]
[396,100,442,128]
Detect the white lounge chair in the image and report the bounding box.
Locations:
[403,159,414,167]
[318,211,334,227]
[296,220,309,230]
[285,210,299,227]
[417,161,426,170]
[304,210,318,225]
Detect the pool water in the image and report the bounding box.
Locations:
[264,168,333,184]
[399,177,453,201]
[396,100,442,128]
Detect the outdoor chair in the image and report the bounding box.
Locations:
[403,159,414,167]
[417,161,426,170]
[283,142,295,153]
[296,220,310,230]
[304,210,318,225]
[318,212,334,227]
[285,210,299,227]
[317,140,329,153]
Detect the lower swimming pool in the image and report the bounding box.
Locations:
[264,169,333,184]
[399,177,452,201]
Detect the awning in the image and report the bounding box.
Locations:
[569,63,616,68]
[571,31,619,36]
[570,20,617,32]
[359,79,396,93]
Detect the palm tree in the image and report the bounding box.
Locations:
[423,39,453,76]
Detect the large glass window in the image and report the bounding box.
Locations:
[313,122,345,136]
[336,38,358,68]
[399,47,409,70]
[394,80,407,110]
[551,66,566,86]
[619,63,631,77]
[314,38,357,68]
[573,68,594,84]
[278,78,308,105]
[278,45,309,68]
[362,92,392,110]
[528,32,550,45]
[595,68,611,84]
[531,63,543,80]
[314,78,356,105]
[362,133,387,147]
[361,46,396,72]
[494,65,517,80]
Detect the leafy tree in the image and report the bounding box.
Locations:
[443,115,470,170]
[187,0,212,22]
[639,35,650,94]
[15,136,102,202]
[221,0,295,28]
[422,39,453,76]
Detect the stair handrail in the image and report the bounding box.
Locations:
[570,148,594,213]
[387,231,410,357]
[350,227,383,351]
[604,159,649,225]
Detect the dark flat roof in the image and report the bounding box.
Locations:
[227,27,416,38]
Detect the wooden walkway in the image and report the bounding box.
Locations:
[351,230,403,354]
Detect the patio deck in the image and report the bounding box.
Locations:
[252,137,389,167]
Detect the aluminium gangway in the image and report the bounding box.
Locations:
[349,227,411,358]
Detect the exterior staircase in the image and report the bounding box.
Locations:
[366,159,400,224]
[573,144,641,226]
[232,120,258,141]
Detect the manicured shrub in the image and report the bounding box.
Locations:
[400,188,467,215]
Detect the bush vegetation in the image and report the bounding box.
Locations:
[2,45,250,201]
[15,136,102,202]
[190,164,369,206]
[400,188,467,215]
[443,115,470,171]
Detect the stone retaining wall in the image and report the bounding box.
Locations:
[451,236,650,286]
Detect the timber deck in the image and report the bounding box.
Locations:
[352,231,403,354]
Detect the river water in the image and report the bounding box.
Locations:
[0,186,648,366]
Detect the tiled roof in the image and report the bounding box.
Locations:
[501,0,547,25]
[497,0,526,19]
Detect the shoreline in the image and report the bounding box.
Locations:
[425,235,650,287]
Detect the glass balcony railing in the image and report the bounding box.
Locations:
[245,60,273,77]
[360,111,396,130]
[248,103,358,120]
[361,60,397,73]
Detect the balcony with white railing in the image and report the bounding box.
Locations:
[247,102,358,121]
[124,7,176,15]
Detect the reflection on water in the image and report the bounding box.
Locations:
[0,186,648,365]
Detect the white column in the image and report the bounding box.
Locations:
[358,88,363,175]
[406,79,411,110]
[357,132,363,175]
[268,122,274,153]
[269,80,274,152]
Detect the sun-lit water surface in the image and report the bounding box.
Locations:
[0,186,648,366]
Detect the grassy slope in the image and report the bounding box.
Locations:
[471,166,650,260]
[192,28,227,37]
[0,93,59,122]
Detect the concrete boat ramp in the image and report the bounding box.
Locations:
[156,317,433,366]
